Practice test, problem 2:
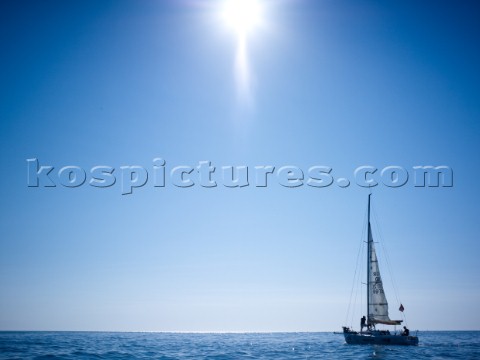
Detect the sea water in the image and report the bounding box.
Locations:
[0,331,479,359]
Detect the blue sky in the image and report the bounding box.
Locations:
[0,0,479,331]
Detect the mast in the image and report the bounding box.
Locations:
[367,194,371,326]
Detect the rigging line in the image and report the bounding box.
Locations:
[372,207,401,306]
[360,239,365,323]
[353,211,366,328]
[373,208,402,307]
[372,206,404,319]
[402,310,409,328]
[350,237,365,328]
[345,205,368,326]
[345,205,366,323]
[350,250,359,327]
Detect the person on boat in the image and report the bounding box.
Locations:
[402,326,410,336]
[360,316,366,331]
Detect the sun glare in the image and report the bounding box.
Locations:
[223,0,262,36]
[221,0,264,107]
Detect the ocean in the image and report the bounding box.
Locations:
[0,331,478,359]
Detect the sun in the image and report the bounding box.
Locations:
[222,0,262,36]
[220,0,264,106]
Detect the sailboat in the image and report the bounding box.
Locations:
[341,195,419,345]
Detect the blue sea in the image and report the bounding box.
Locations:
[0,331,479,359]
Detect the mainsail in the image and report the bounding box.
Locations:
[367,209,402,326]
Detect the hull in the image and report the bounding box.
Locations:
[343,331,418,346]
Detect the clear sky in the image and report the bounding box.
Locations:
[0,0,479,331]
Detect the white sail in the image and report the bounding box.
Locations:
[368,224,401,325]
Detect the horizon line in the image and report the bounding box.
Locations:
[1,329,478,333]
